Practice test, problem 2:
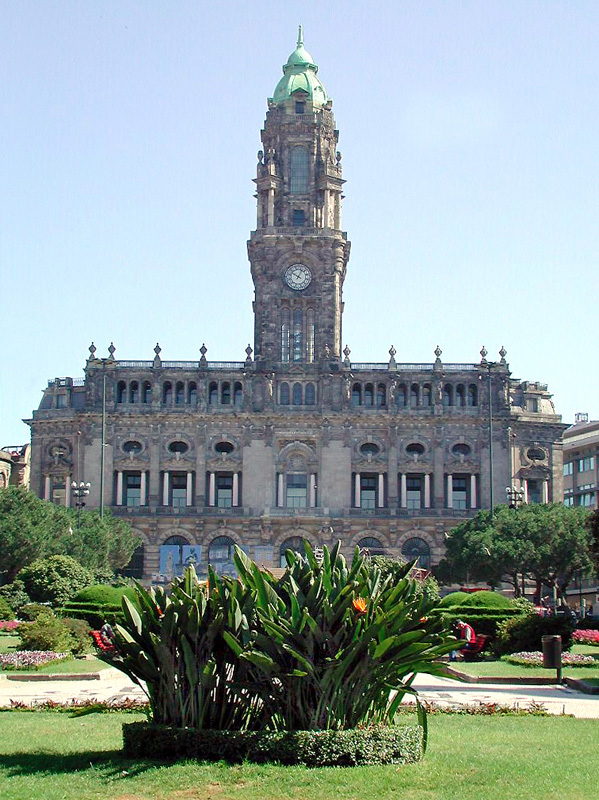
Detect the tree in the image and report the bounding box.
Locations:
[19,555,93,606]
[587,507,599,575]
[436,503,592,600]
[0,486,140,583]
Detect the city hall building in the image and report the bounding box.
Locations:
[26,31,567,583]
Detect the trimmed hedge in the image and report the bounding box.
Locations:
[57,603,124,628]
[459,592,513,609]
[493,614,576,656]
[122,722,424,766]
[73,584,136,605]
[435,609,524,639]
[438,591,470,608]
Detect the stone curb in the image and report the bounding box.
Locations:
[563,677,599,695]
[0,671,108,682]
[443,666,560,685]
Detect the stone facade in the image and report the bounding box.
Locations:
[25,33,567,583]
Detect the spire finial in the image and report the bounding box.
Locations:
[297,24,303,47]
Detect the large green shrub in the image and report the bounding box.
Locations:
[18,613,73,653]
[459,591,514,609]
[439,591,470,607]
[0,597,14,621]
[109,543,453,733]
[61,617,92,655]
[73,584,136,605]
[494,614,575,656]
[436,609,524,640]
[19,603,54,622]
[0,580,30,614]
[122,722,424,766]
[18,555,94,606]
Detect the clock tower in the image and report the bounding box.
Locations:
[248,27,351,364]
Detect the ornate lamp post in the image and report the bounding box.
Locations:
[71,480,91,530]
[505,485,525,509]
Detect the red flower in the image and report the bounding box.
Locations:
[352,597,367,614]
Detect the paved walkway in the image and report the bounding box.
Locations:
[1,669,598,719]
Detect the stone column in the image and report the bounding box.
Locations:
[277,473,284,507]
[424,474,431,508]
[65,478,71,508]
[354,473,361,507]
[162,471,169,506]
[232,472,239,507]
[470,475,477,509]
[116,471,124,506]
[44,475,51,501]
[209,472,216,506]
[400,473,407,508]
[447,474,453,509]
[267,188,275,227]
[309,473,317,507]
[186,472,193,506]
[140,471,147,506]
[378,474,385,508]
[542,480,549,504]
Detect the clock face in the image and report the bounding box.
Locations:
[284,264,312,291]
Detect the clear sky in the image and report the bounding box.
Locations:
[1,1,598,445]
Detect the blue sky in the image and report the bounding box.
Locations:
[1,1,598,444]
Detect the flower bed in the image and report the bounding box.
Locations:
[0,621,19,632]
[572,629,599,646]
[503,651,596,668]
[0,651,69,670]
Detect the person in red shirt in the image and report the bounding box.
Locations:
[450,620,477,660]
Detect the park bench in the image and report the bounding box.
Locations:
[462,634,490,661]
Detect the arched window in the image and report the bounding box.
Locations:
[376,383,386,407]
[279,536,306,568]
[159,535,190,579]
[292,308,303,362]
[396,384,406,407]
[352,383,362,406]
[290,146,309,193]
[221,382,231,405]
[188,382,197,405]
[129,381,139,403]
[468,384,478,406]
[456,384,465,407]
[142,381,152,404]
[208,536,237,577]
[443,384,453,407]
[208,382,218,405]
[281,307,290,362]
[306,308,315,363]
[175,381,184,405]
[116,381,126,404]
[234,382,243,406]
[410,384,419,408]
[292,382,303,405]
[364,384,374,407]
[163,382,172,405]
[280,382,290,405]
[401,537,431,569]
[305,382,316,405]
[358,537,385,556]
[422,384,431,407]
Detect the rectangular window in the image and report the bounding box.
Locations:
[360,475,377,510]
[56,394,67,408]
[563,462,574,477]
[564,496,574,506]
[579,493,596,507]
[125,472,141,507]
[527,479,541,504]
[51,477,66,506]
[406,475,422,510]
[171,473,187,509]
[286,473,307,508]
[216,474,233,508]
[578,456,595,472]
[526,398,539,412]
[293,209,306,226]
[452,476,468,510]
[295,101,305,114]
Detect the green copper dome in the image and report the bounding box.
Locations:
[271,26,329,108]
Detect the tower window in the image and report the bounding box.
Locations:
[305,382,316,405]
[295,100,305,114]
[142,381,152,404]
[281,307,290,362]
[293,209,306,227]
[290,146,309,194]
[292,308,303,361]
[292,382,303,405]
[286,473,308,508]
[175,381,184,405]
[280,382,290,405]
[129,381,139,403]
[306,308,315,362]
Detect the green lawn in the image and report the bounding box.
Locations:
[0,635,21,654]
[454,644,599,681]
[1,711,598,800]
[0,632,109,673]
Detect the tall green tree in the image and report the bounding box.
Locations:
[436,503,592,600]
[0,486,140,583]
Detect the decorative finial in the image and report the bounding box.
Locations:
[199,343,208,365]
[343,345,351,366]
[434,345,442,360]
[297,24,304,47]
[388,345,396,369]
[154,343,161,357]
[480,346,488,364]
[107,342,116,359]
[245,344,253,365]
[499,346,507,364]
[88,342,96,359]
[257,150,263,164]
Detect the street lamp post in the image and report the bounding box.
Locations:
[71,481,91,530]
[505,485,525,510]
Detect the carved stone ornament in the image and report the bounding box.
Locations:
[199,344,208,365]
[107,342,116,359]
[499,346,507,364]
[480,346,488,363]
[88,342,96,359]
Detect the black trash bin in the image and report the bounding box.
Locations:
[542,634,562,669]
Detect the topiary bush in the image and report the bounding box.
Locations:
[494,614,576,656]
[19,603,54,622]
[122,722,424,766]
[0,580,30,614]
[439,591,470,607]
[72,584,136,606]
[18,555,94,606]
[435,609,524,640]
[458,591,514,609]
